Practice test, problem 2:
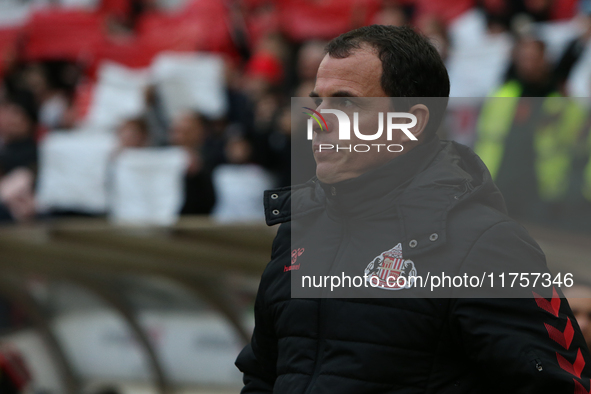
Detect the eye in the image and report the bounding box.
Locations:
[342,99,354,109]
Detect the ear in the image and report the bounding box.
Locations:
[405,104,430,142]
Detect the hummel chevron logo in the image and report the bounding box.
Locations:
[575,379,591,394]
[545,317,575,350]
[533,286,588,393]
[285,248,305,272]
[533,287,561,317]
[557,349,585,379]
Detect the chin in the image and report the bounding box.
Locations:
[316,164,345,184]
[315,168,335,184]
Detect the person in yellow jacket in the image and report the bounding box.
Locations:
[474,37,590,226]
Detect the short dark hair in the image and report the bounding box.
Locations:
[326,25,450,136]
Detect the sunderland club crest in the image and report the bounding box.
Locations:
[364,243,417,290]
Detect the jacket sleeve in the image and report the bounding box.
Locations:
[450,220,591,393]
[235,223,289,393]
[235,320,277,393]
[235,287,278,393]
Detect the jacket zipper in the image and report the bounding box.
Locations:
[303,219,349,394]
[304,298,327,394]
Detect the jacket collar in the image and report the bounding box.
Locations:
[318,135,443,215]
[263,138,505,257]
[264,181,324,226]
[263,137,439,225]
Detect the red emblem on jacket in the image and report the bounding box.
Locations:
[285,248,304,272]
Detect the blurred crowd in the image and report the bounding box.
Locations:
[1,0,591,229]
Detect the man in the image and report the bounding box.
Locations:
[474,37,564,222]
[0,98,38,222]
[168,111,216,215]
[236,25,591,393]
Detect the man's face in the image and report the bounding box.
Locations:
[310,47,414,184]
[117,121,147,149]
[515,40,547,84]
[0,103,32,142]
[170,112,204,148]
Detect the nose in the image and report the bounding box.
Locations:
[304,106,331,135]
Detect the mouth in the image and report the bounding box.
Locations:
[312,143,338,158]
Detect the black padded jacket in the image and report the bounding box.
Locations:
[236,137,591,394]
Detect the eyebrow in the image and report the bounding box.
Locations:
[309,90,358,98]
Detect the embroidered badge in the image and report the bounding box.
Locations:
[364,243,416,290]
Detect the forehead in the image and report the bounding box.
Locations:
[313,47,386,97]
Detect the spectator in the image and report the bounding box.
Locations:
[90,386,121,394]
[252,90,281,136]
[243,33,288,100]
[264,105,291,187]
[294,79,316,99]
[371,2,409,27]
[479,0,554,30]
[0,97,38,223]
[474,37,559,221]
[116,117,149,150]
[479,0,514,33]
[143,85,170,146]
[224,58,255,137]
[211,131,273,222]
[296,40,327,85]
[417,15,450,61]
[22,64,69,131]
[255,104,300,187]
[169,111,216,215]
[0,168,36,223]
[555,8,591,92]
[225,134,253,165]
[518,0,553,22]
[243,52,284,100]
[0,99,37,177]
[503,37,558,97]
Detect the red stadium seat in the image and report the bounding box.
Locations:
[246,5,280,46]
[137,1,234,54]
[0,28,21,78]
[414,0,474,25]
[239,0,269,11]
[97,0,132,19]
[136,12,211,52]
[181,0,235,53]
[277,0,381,42]
[23,9,103,61]
[182,0,228,20]
[87,36,159,78]
[550,0,577,20]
